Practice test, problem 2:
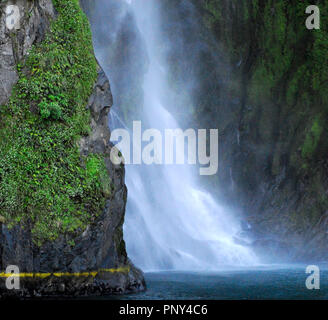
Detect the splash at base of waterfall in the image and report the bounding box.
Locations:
[122,156,259,272]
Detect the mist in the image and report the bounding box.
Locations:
[82,0,259,271]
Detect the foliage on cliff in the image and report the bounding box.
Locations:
[200,0,328,162]
[0,0,109,244]
[193,0,328,241]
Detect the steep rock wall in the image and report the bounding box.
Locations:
[191,0,328,261]
[0,0,145,297]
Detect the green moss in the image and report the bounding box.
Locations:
[286,65,307,106]
[200,0,250,61]
[249,59,275,103]
[202,0,222,28]
[0,0,109,245]
[302,117,324,159]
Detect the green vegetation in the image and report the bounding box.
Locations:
[302,116,323,158]
[202,0,328,109]
[0,0,109,245]
[204,0,328,161]
[201,0,250,60]
[197,0,328,233]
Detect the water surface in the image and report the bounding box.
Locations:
[117,265,327,300]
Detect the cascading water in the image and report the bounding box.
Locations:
[91,0,259,271]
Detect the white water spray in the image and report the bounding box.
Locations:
[82,0,259,271]
[106,0,258,271]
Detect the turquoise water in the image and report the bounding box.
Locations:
[118,265,328,300]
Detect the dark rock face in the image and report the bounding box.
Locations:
[0,0,55,105]
[0,0,145,297]
[187,0,328,262]
[0,65,145,298]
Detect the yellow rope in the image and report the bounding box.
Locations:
[0,266,130,278]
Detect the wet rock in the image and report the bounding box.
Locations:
[0,0,55,104]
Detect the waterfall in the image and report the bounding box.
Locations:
[90,0,259,271]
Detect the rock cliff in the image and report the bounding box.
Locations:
[188,0,328,261]
[0,0,145,297]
